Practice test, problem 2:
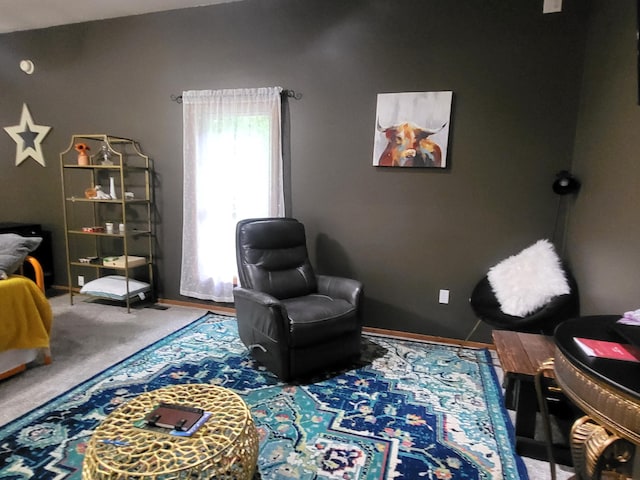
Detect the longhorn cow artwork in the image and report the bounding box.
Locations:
[372,91,453,168]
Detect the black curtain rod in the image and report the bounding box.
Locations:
[170,89,301,104]
[283,89,302,100]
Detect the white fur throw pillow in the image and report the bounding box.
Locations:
[487,239,570,317]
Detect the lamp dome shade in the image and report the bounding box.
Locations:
[552,170,581,195]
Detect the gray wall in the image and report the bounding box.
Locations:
[567,0,640,316]
[0,0,598,342]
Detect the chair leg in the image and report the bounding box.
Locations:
[464,319,482,342]
[535,359,557,480]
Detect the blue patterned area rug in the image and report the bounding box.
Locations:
[0,314,527,479]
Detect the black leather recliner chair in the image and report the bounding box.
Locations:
[233,217,363,382]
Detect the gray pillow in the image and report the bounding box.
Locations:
[0,233,42,280]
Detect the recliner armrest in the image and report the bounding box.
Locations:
[233,286,290,341]
[233,286,292,378]
[233,286,281,308]
[316,275,363,308]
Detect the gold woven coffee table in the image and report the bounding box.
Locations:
[82,384,259,479]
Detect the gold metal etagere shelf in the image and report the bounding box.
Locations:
[60,134,154,313]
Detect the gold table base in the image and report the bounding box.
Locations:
[570,416,635,480]
[553,348,640,480]
[554,349,640,445]
[82,384,259,479]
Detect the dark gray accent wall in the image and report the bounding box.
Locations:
[1,0,591,342]
[567,0,640,316]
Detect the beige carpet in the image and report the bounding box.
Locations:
[0,293,212,426]
[0,292,574,479]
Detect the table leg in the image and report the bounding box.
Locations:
[513,378,537,439]
[509,375,574,466]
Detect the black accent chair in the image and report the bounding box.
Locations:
[468,264,580,337]
[233,217,363,382]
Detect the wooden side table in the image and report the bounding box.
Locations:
[492,330,573,465]
[82,384,259,479]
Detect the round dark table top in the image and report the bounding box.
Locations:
[554,315,640,399]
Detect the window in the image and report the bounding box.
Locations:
[180,87,284,302]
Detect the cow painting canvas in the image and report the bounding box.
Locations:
[373,91,453,168]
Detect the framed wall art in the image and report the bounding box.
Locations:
[373,91,453,168]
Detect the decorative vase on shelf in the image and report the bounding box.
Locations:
[74,143,90,166]
[99,144,113,165]
[109,177,117,200]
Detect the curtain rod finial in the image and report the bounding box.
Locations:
[283,89,302,100]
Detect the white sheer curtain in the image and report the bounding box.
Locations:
[180,87,284,302]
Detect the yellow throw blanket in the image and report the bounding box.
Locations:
[0,275,53,352]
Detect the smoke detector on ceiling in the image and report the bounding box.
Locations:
[19,59,34,74]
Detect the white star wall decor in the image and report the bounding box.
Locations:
[4,103,52,167]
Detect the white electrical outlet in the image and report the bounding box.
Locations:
[543,0,562,14]
[439,289,450,304]
[78,275,85,287]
